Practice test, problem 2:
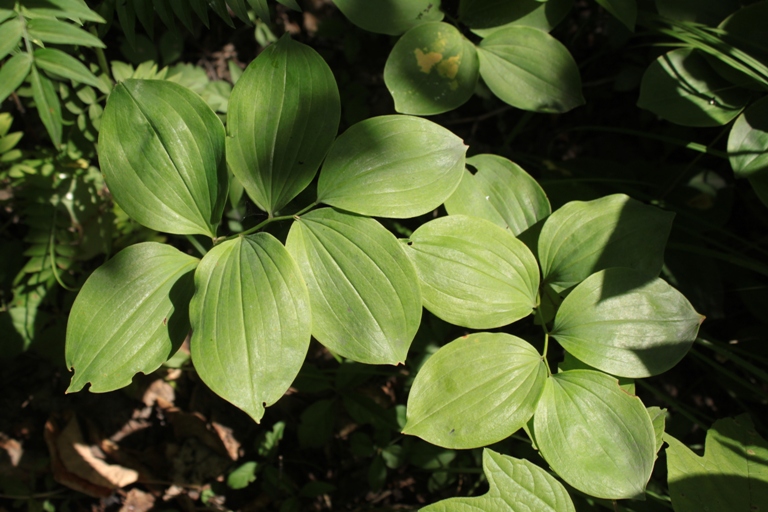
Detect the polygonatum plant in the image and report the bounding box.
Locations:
[65,32,704,506]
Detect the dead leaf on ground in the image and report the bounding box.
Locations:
[0,433,22,467]
[119,488,155,512]
[44,413,139,497]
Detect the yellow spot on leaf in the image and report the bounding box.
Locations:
[437,55,461,79]
[414,49,443,73]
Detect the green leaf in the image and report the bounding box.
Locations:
[190,234,311,423]
[647,406,666,453]
[710,1,768,91]
[245,0,269,22]
[594,0,636,31]
[638,48,748,127]
[551,268,704,378]
[750,171,768,208]
[331,0,443,36]
[422,449,576,512]
[384,22,478,116]
[444,154,550,235]
[317,115,466,218]
[476,26,584,113]
[285,208,422,365]
[227,0,252,24]
[404,333,547,449]
[537,194,674,291]
[654,0,739,25]
[98,79,228,237]
[275,0,301,11]
[728,95,768,179]
[168,0,196,32]
[666,414,768,512]
[533,370,656,499]
[26,18,105,47]
[227,35,340,215]
[406,215,539,329]
[0,18,22,61]
[470,0,572,36]
[30,65,62,148]
[0,53,32,105]
[66,243,198,393]
[227,461,258,490]
[33,48,109,93]
[21,0,106,23]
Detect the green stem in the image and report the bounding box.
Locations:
[535,303,552,376]
[696,337,768,385]
[185,234,207,257]
[48,208,78,292]
[88,26,111,82]
[220,202,317,244]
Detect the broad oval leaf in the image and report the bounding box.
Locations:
[285,208,421,365]
[710,2,768,91]
[477,26,584,113]
[533,370,656,499]
[30,65,62,148]
[666,414,768,512]
[317,115,467,218]
[384,22,479,116]
[638,48,748,127]
[538,194,674,291]
[26,18,105,47]
[422,449,576,511]
[34,48,109,93]
[551,268,704,378]
[404,333,547,449]
[189,234,311,423]
[406,216,540,329]
[227,35,340,215]
[470,0,573,36]
[0,18,22,61]
[332,0,443,36]
[66,243,198,393]
[99,79,228,237]
[0,53,33,105]
[445,154,550,235]
[595,0,636,31]
[728,95,768,179]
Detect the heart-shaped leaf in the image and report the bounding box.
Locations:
[638,48,748,127]
[728,95,768,179]
[404,332,547,449]
[189,233,311,423]
[552,268,704,377]
[332,0,443,35]
[317,115,466,218]
[406,215,540,329]
[533,370,656,499]
[384,22,479,115]
[422,449,576,511]
[227,35,340,215]
[538,194,674,291]
[285,208,421,365]
[66,243,198,393]
[444,154,550,235]
[99,79,228,237]
[476,25,584,113]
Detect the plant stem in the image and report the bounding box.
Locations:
[88,26,112,81]
[221,202,317,243]
[535,304,552,376]
[696,337,768,385]
[185,234,207,257]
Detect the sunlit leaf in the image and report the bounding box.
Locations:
[99,79,228,237]
[317,115,466,218]
[476,25,583,113]
[422,449,576,512]
[227,35,340,215]
[30,65,62,148]
[332,0,443,35]
[710,1,768,91]
[406,215,539,329]
[444,154,550,235]
[384,22,478,115]
[666,414,768,512]
[66,243,198,393]
[728,95,768,179]
[285,208,421,365]
[34,48,109,93]
[538,194,674,291]
[638,48,748,127]
[533,370,656,499]
[404,333,546,449]
[190,234,311,423]
[552,268,704,377]
[26,18,105,47]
